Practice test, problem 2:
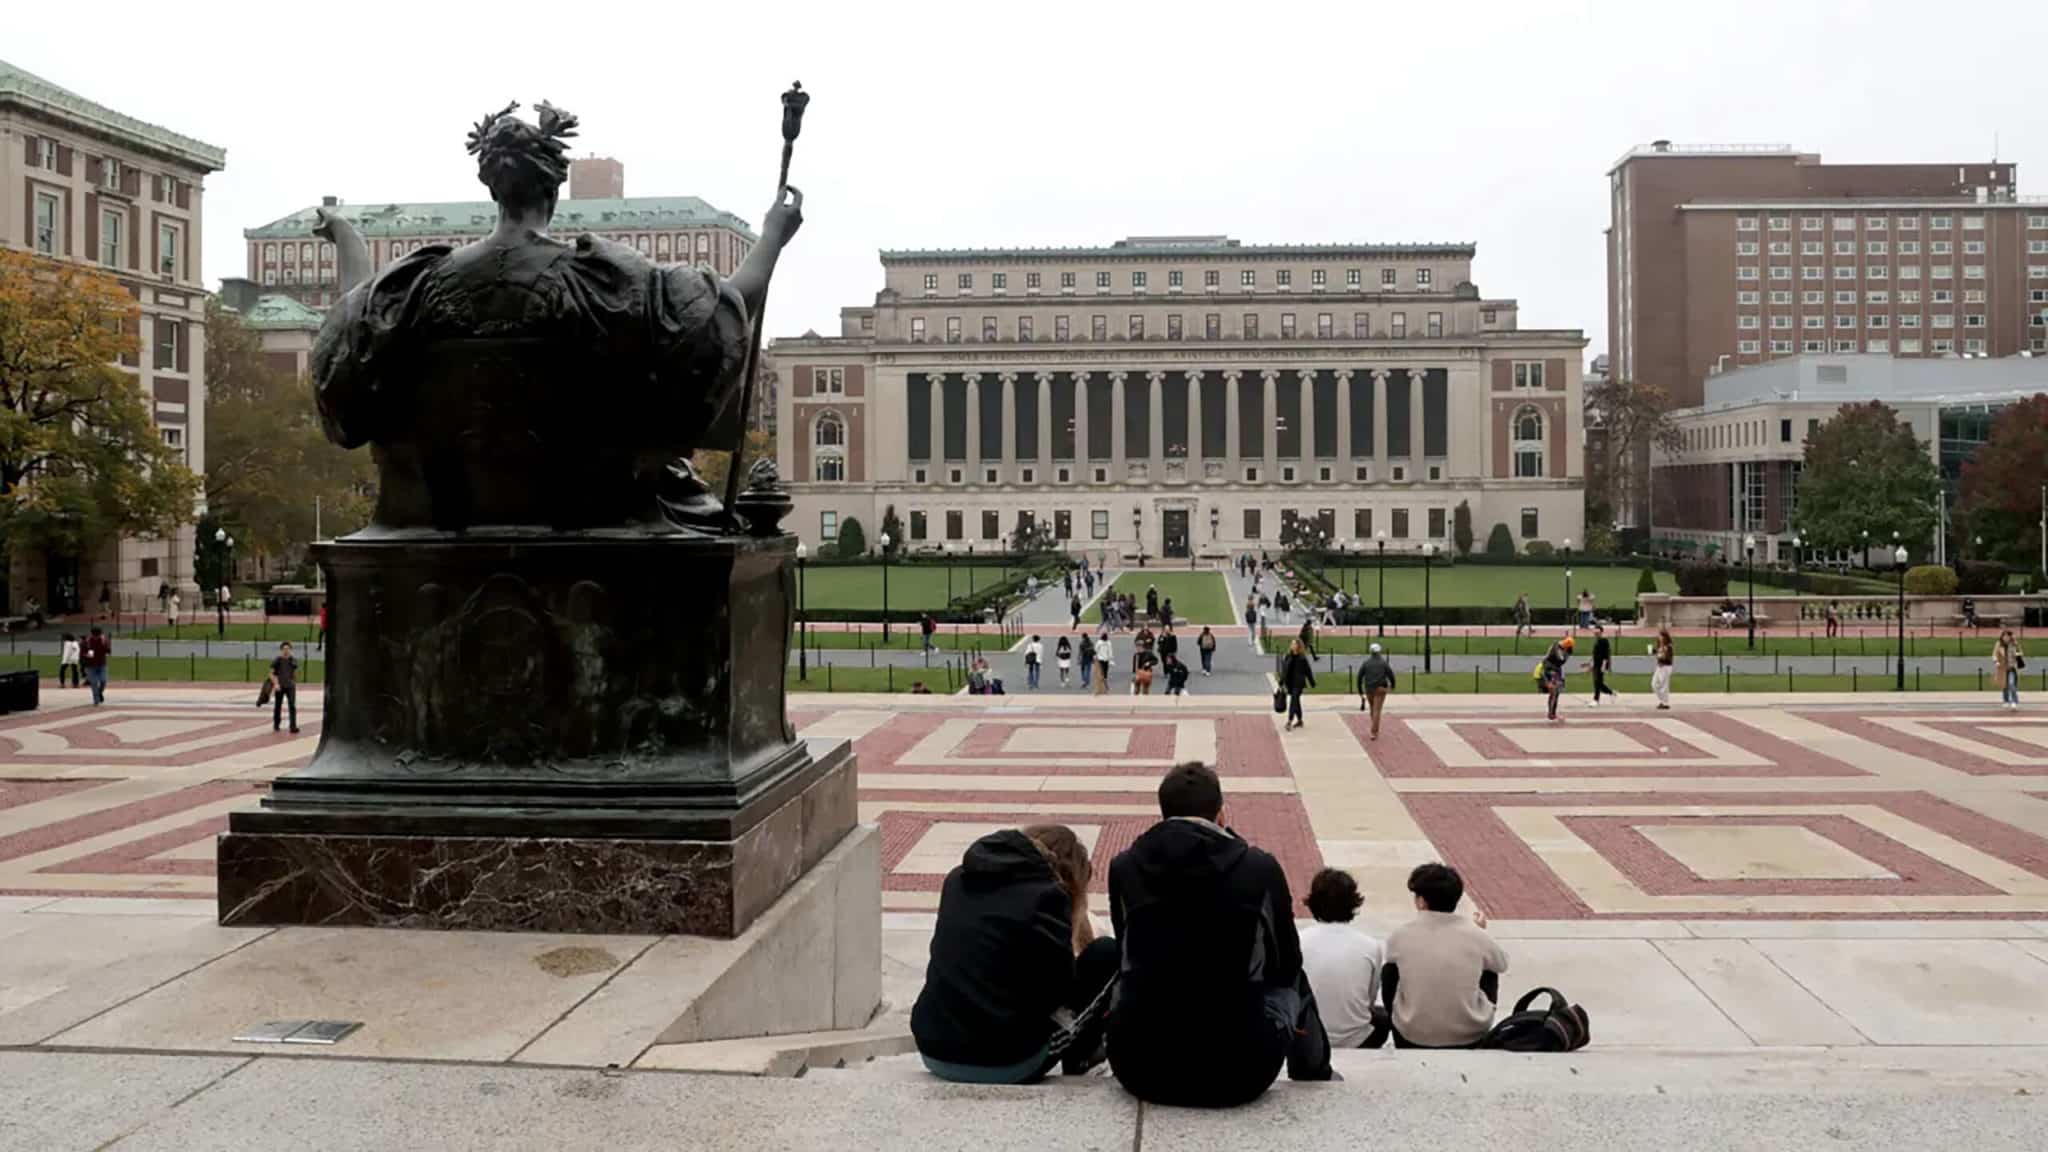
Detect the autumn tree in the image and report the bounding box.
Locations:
[0,250,198,564]
[690,427,775,502]
[1586,375,1683,525]
[1795,401,1941,558]
[202,300,375,572]
[1957,394,2048,571]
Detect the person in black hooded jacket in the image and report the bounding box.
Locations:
[1107,762,1333,1107]
[912,825,1120,1083]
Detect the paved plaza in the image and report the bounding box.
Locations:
[5,687,2048,1148]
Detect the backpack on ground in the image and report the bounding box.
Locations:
[1479,987,1589,1052]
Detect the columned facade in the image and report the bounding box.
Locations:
[772,236,1587,559]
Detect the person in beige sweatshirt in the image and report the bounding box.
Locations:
[1380,862,1509,1048]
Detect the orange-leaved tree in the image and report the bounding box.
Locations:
[0,249,198,560]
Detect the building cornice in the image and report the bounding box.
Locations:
[879,242,1477,265]
[0,59,225,171]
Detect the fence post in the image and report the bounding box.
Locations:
[1915,667,1921,692]
[1474,666,1480,693]
[828,663,833,691]
[1724,668,1730,694]
[888,664,894,692]
[190,653,196,681]
[134,652,141,681]
[1853,668,1858,692]
[1788,668,1794,692]
[245,653,251,681]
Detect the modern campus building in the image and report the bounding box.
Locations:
[0,59,224,612]
[769,236,1587,560]
[1603,141,2044,530]
[1649,354,2048,564]
[242,159,756,310]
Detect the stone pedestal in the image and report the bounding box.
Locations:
[219,531,850,938]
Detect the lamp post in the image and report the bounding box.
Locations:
[1562,537,1574,629]
[1894,543,1909,691]
[1374,530,1387,639]
[1423,542,1437,673]
[213,527,234,638]
[1132,506,1143,568]
[879,532,893,641]
[1209,505,1220,547]
[1790,533,1803,597]
[795,542,809,680]
[1743,533,1757,650]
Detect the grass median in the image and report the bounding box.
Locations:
[1085,571,1235,624]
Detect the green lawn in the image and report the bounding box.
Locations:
[0,653,322,685]
[795,628,1012,652]
[1307,565,1803,609]
[787,664,961,693]
[1084,571,1236,625]
[798,565,1019,611]
[123,621,323,642]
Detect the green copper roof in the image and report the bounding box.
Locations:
[238,293,324,331]
[244,196,757,241]
[881,237,1475,262]
[0,58,225,171]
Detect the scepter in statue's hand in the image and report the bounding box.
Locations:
[725,82,811,521]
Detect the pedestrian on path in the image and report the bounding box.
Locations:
[1587,623,1616,705]
[270,641,300,733]
[1164,653,1190,696]
[1539,635,1573,722]
[1133,645,1157,695]
[1161,597,1174,627]
[1056,635,1074,687]
[58,633,81,689]
[921,613,938,655]
[1995,629,2025,710]
[1356,643,1396,739]
[1244,599,1260,652]
[1197,627,1217,676]
[1280,639,1316,730]
[81,625,111,706]
[1512,594,1530,640]
[1298,619,1317,660]
[1070,594,1083,629]
[1079,634,1096,690]
[1026,635,1043,690]
[169,589,181,628]
[1651,628,1676,710]
[1146,585,1159,623]
[216,584,231,638]
[1577,590,1595,631]
[1825,601,1840,639]
[1094,636,1114,696]
[1158,626,1179,667]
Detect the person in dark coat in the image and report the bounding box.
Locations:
[1107,763,1333,1107]
[912,826,1120,1083]
[1281,638,1316,730]
[1588,623,1616,705]
[1164,653,1190,696]
[1355,642,1397,739]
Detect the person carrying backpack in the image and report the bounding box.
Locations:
[1539,635,1573,721]
[1024,635,1043,690]
[1079,633,1096,690]
[1355,643,1397,739]
[1197,626,1217,676]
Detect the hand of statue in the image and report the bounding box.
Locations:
[762,185,803,250]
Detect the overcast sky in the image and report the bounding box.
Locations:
[13,0,2041,365]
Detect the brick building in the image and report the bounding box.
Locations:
[0,59,224,612]
[769,235,1587,560]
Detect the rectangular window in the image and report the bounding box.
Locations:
[1801,241,1823,256]
[1026,272,1041,290]
[1835,315,1856,329]
[1242,509,1261,540]
[1963,216,1984,231]
[1737,242,1760,256]
[1276,270,1293,288]
[1770,291,1791,305]
[981,510,999,540]
[1132,271,1148,290]
[1768,242,1790,256]
[1867,290,1889,305]
[1091,315,1107,340]
[1169,270,1183,288]
[1900,241,1920,256]
[821,510,839,542]
[1426,311,1443,337]
[957,273,973,290]
[1771,339,1793,354]
[1966,314,1986,328]
[1061,271,1076,290]
[1738,315,1760,330]
[1803,290,1824,304]
[1129,315,1144,339]
[946,316,961,343]
[1738,340,1761,353]
[154,319,181,370]
[1900,338,1923,353]
[1280,313,1296,339]
[1801,266,1823,281]
[158,222,180,277]
[991,272,1006,291]
[33,191,60,255]
[1804,340,1825,353]
[1803,316,1824,329]
[1427,508,1446,539]
[99,208,123,266]
[1054,510,1071,540]
[909,511,927,540]
[1866,241,1888,255]
[1018,316,1034,341]
[1934,314,1954,329]
[1900,314,1920,329]
[1347,268,1362,287]
[1933,339,1955,353]
[1243,314,1259,339]
[1391,312,1406,339]
[1770,316,1791,330]
[1513,361,1545,389]
[945,510,963,540]
[1416,268,1433,289]
[1240,270,1257,287]
[1205,270,1220,289]
[1769,266,1791,281]
[1391,508,1410,539]
[1520,508,1539,539]
[1769,217,1790,232]
[1096,271,1111,289]
[1205,313,1221,339]
[923,273,938,292]
[1055,315,1070,341]
[982,316,997,341]
[160,427,182,451]
[1737,216,1758,231]
[1801,216,1822,231]
[1353,312,1369,338]
[1737,267,1759,281]
[1167,314,1184,339]
[1381,267,1397,286]
[1833,217,1856,231]
[1964,265,1985,280]
[1868,314,1889,329]
[1316,312,1333,338]
[1833,266,1855,280]
[823,368,844,394]
[1934,289,1953,303]
[1866,339,1889,354]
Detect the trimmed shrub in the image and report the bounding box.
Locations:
[1903,565,1958,596]
[834,516,868,559]
[1523,539,1554,558]
[1954,560,2008,596]
[1636,568,1658,595]
[1676,561,1729,598]
[1453,501,1475,556]
[1484,523,1516,558]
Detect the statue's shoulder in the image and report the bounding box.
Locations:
[570,232,655,271]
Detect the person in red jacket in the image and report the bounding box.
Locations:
[80,625,112,706]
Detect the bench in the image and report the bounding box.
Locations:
[1950,614,2008,630]
[1707,613,1771,633]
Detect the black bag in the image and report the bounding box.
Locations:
[1480,987,1590,1053]
[1272,689,1287,713]
[256,679,273,707]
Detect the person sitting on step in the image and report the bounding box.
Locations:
[1299,868,1389,1050]
[1379,862,1509,1049]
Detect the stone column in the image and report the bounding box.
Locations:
[1147,370,1166,481]
[1261,369,1280,480]
[998,372,1016,472]
[964,372,982,479]
[1335,369,1354,471]
[929,373,945,471]
[1224,370,1242,482]
[1110,370,1128,483]
[1300,369,1318,471]
[1074,372,1090,479]
[1371,369,1389,481]
[1035,371,1053,483]
[1188,370,1206,482]
[1408,368,1426,480]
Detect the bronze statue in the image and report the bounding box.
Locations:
[309,100,803,533]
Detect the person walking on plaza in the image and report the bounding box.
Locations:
[1164,652,1190,696]
[168,589,181,629]
[81,625,111,706]
[1070,593,1083,629]
[1995,629,2025,710]
[216,584,231,638]
[1094,635,1113,696]
[1132,644,1157,696]
[1587,623,1616,705]
[316,602,328,651]
[1079,633,1096,690]
[920,613,938,655]
[1651,628,1676,711]
[58,633,81,689]
[1513,593,1531,640]
[1056,635,1074,687]
[98,581,112,621]
[270,641,301,733]
[1161,597,1174,628]
[1298,618,1317,660]
[1197,626,1217,676]
[1025,635,1043,691]
[1280,638,1316,730]
[1356,642,1396,739]
[1540,635,1573,721]
[1243,598,1260,653]
[1577,589,1595,631]
[1145,584,1159,624]
[1825,600,1840,639]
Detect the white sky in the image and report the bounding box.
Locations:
[13,0,2041,365]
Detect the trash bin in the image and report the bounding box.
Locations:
[0,669,39,714]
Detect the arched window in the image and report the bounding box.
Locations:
[815,411,845,448]
[1512,407,1545,478]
